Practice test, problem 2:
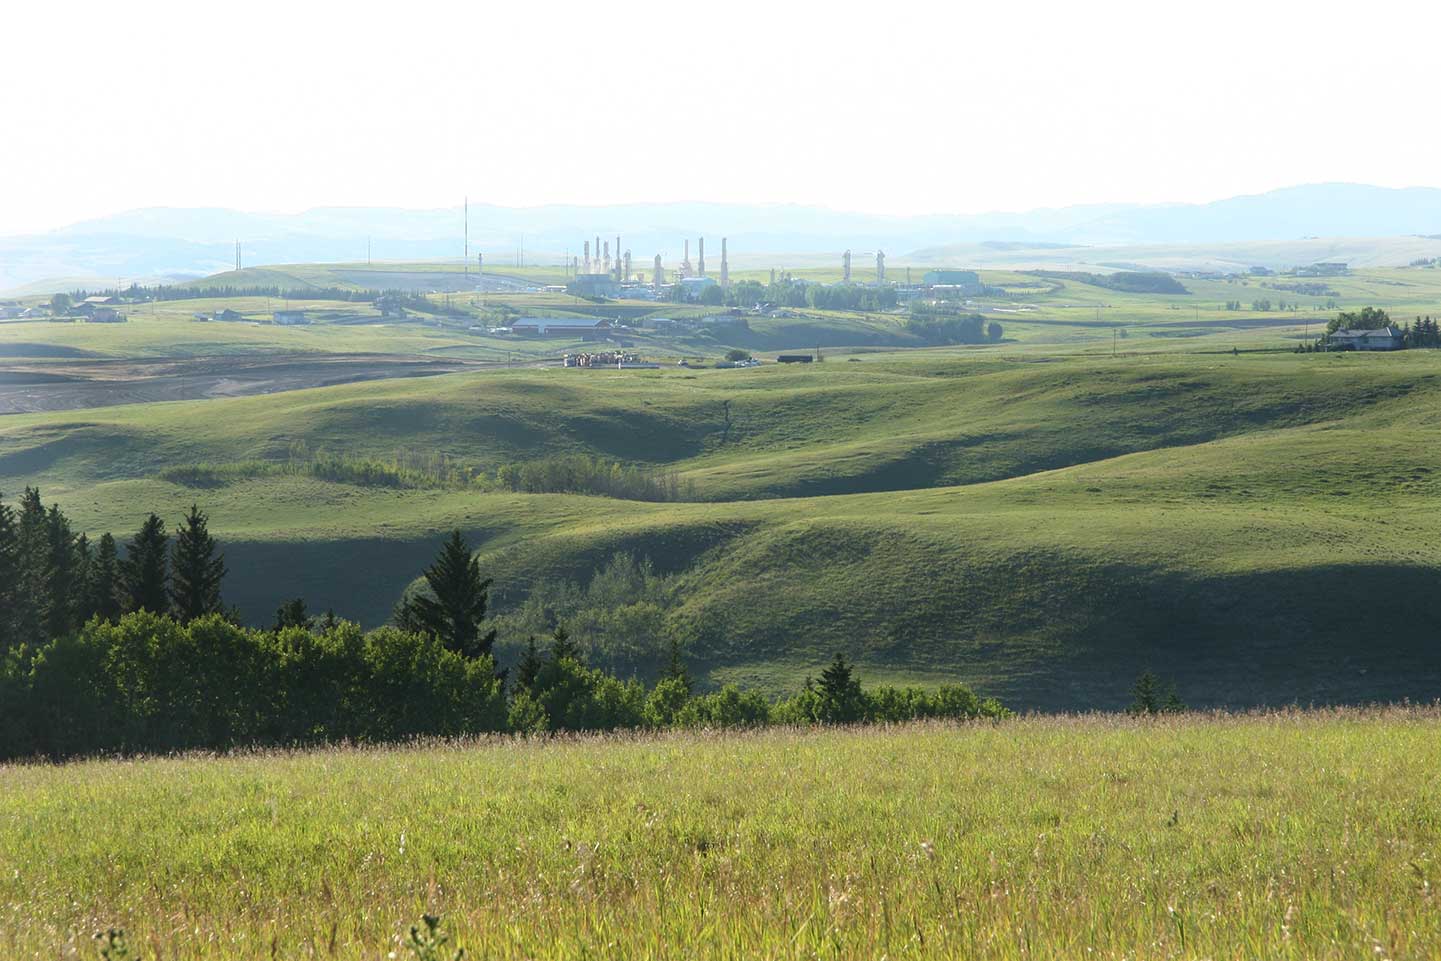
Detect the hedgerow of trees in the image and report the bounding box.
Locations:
[0,494,1008,760]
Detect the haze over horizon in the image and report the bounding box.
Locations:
[6,0,1441,235]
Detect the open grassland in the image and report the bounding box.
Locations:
[2,710,1439,960]
[17,264,1441,365]
[6,350,1441,706]
[9,265,1441,706]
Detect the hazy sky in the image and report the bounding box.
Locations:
[3,0,1437,234]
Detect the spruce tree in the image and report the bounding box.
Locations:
[549,624,581,663]
[87,532,124,623]
[1129,671,1163,715]
[13,488,48,644]
[394,530,495,658]
[72,533,93,623]
[273,597,311,631]
[43,504,78,639]
[817,652,864,723]
[515,635,543,692]
[662,635,692,693]
[0,494,16,652]
[170,505,226,622]
[123,514,170,615]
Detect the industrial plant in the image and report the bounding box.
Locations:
[563,234,731,302]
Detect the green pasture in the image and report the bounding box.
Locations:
[6,349,1441,706]
[3,711,1439,960]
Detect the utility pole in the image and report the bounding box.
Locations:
[464,197,469,276]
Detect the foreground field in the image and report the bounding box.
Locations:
[2,710,1438,960]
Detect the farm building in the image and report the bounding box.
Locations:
[510,318,614,339]
[777,354,814,364]
[89,307,127,323]
[82,295,118,306]
[1328,326,1404,351]
[274,310,310,325]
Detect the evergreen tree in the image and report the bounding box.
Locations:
[661,635,692,693]
[817,652,865,723]
[0,494,16,652]
[123,514,170,615]
[170,505,225,622]
[72,533,93,623]
[394,530,495,658]
[1129,671,1163,715]
[273,597,311,631]
[87,533,124,623]
[43,504,78,639]
[515,635,544,692]
[12,488,49,645]
[549,624,581,663]
[1162,682,1187,714]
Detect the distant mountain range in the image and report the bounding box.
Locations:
[6,183,1441,293]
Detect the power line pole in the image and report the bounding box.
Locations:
[464,196,469,276]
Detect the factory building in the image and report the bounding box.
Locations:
[567,274,621,299]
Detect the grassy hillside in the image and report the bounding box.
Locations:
[4,711,1439,960]
[6,350,1441,707]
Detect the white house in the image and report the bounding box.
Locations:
[1329,326,1404,351]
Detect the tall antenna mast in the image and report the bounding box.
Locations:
[234,240,241,272]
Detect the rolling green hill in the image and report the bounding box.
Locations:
[6,348,1441,709]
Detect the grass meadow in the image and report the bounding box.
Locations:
[2,710,1438,960]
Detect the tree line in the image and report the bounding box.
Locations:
[0,497,1007,761]
[904,306,1003,345]
[67,283,394,302]
[0,490,226,654]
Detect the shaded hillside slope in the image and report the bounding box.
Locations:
[6,352,1441,708]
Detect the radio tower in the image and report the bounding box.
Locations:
[234,240,241,272]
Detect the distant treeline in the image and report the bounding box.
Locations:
[0,495,1006,760]
[69,283,434,308]
[1026,270,1189,295]
[692,280,899,312]
[158,444,695,502]
[905,304,1003,344]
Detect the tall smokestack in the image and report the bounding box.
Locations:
[584,240,591,273]
[683,240,691,278]
[843,249,852,284]
[624,250,631,283]
[698,238,705,277]
[615,236,622,281]
[876,250,886,284]
[653,254,663,290]
[720,238,729,288]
